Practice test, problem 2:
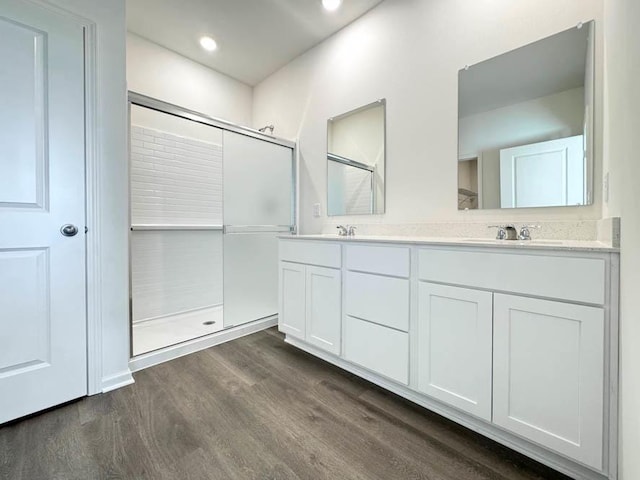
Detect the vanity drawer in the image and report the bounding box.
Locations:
[418,249,606,305]
[345,271,409,331]
[344,316,409,385]
[279,240,341,268]
[345,244,410,277]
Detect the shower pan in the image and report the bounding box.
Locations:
[128,93,295,357]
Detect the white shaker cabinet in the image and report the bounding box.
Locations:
[278,262,306,339]
[278,261,341,355]
[305,265,342,355]
[493,293,605,470]
[417,283,493,421]
[278,241,342,356]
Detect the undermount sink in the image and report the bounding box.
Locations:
[462,238,564,246]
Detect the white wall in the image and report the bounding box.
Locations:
[253,0,604,232]
[127,33,253,126]
[603,0,640,476]
[44,0,130,391]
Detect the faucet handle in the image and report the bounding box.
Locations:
[518,225,540,241]
[336,225,348,236]
[488,225,508,240]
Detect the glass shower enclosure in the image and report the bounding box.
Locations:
[128,93,295,356]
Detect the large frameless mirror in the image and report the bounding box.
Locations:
[457,21,595,210]
[327,99,386,216]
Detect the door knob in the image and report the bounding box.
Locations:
[60,224,79,237]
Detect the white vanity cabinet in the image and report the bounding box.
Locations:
[279,262,306,338]
[278,241,342,355]
[493,294,605,470]
[305,265,341,355]
[416,283,493,421]
[278,236,618,480]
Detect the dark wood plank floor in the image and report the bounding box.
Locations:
[0,328,570,480]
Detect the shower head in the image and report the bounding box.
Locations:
[258,124,275,134]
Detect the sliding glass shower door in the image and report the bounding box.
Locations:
[129,94,295,356]
[222,130,294,328]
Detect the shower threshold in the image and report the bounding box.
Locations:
[132,306,224,356]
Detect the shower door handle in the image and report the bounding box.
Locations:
[223,225,294,234]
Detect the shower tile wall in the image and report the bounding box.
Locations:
[130,126,223,325]
[130,126,222,225]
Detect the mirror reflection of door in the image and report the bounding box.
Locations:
[500,135,585,208]
[457,21,594,210]
[327,99,386,216]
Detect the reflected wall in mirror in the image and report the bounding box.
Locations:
[458,21,594,210]
[327,99,386,216]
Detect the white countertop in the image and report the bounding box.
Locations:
[280,234,619,253]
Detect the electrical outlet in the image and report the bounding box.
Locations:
[313,203,321,217]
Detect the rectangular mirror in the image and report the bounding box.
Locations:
[327,99,386,216]
[458,21,595,210]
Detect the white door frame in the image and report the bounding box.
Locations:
[31,0,104,395]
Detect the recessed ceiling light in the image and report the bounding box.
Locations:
[199,36,218,52]
[322,0,342,12]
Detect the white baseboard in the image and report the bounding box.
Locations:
[129,316,278,373]
[101,370,135,393]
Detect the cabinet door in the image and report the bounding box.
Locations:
[306,266,341,355]
[278,262,306,339]
[417,283,493,420]
[493,294,604,470]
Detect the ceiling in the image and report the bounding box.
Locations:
[127,0,385,86]
[459,23,591,118]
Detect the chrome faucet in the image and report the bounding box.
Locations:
[336,225,356,236]
[489,224,518,240]
[518,225,540,241]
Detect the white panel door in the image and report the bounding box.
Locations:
[278,262,306,339]
[500,135,585,207]
[493,294,604,469]
[0,2,86,424]
[417,283,493,421]
[306,266,341,355]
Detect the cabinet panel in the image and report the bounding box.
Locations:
[278,262,306,339]
[493,294,604,469]
[419,249,605,305]
[344,316,409,384]
[345,271,409,331]
[279,240,341,268]
[345,244,410,277]
[306,266,341,355]
[417,283,493,421]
